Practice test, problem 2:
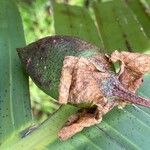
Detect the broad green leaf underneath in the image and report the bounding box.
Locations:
[0,0,32,143]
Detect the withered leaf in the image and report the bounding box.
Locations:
[111,51,150,91]
[58,51,150,140]
[59,55,111,106]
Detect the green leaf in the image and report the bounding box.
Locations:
[8,105,78,150]
[125,0,150,38]
[53,2,104,48]
[0,0,32,143]
[93,0,150,53]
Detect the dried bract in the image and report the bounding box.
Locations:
[59,51,150,140]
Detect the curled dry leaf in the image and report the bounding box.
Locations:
[111,51,150,74]
[111,51,150,91]
[59,51,150,140]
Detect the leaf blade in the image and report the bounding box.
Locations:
[125,0,150,38]
[93,0,150,53]
[0,0,32,142]
[53,2,104,48]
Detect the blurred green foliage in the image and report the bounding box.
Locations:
[19,0,54,43]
